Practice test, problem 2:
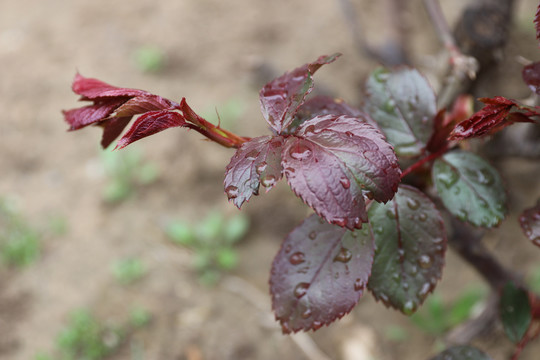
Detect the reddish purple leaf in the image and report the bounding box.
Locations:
[367,185,446,315]
[98,116,132,149]
[63,99,126,130]
[116,110,186,149]
[522,62,540,95]
[112,95,174,117]
[224,136,284,208]
[535,4,540,46]
[270,214,374,333]
[282,114,401,230]
[519,201,540,247]
[72,73,149,100]
[259,54,340,134]
[449,96,526,140]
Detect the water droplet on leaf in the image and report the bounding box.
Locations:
[301,308,312,319]
[418,255,432,269]
[255,161,268,175]
[225,185,239,199]
[308,231,317,240]
[294,282,310,299]
[386,209,396,219]
[437,171,459,189]
[261,175,276,188]
[246,150,259,160]
[402,300,417,315]
[340,177,350,189]
[334,247,352,263]
[284,244,292,254]
[333,218,347,227]
[417,212,427,222]
[354,278,364,291]
[406,198,420,210]
[289,143,313,161]
[289,252,305,265]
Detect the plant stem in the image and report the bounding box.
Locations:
[400,146,448,179]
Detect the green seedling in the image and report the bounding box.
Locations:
[112,258,147,285]
[0,198,40,268]
[133,45,165,73]
[410,286,487,336]
[100,148,159,203]
[166,211,249,285]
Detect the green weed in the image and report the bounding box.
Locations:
[166,211,249,285]
[112,258,147,285]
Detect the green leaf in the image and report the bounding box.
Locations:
[166,221,194,246]
[500,281,531,343]
[367,185,446,315]
[216,248,238,270]
[430,345,492,360]
[432,150,506,227]
[364,67,436,157]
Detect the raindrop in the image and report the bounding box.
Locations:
[383,99,396,113]
[225,185,239,199]
[417,212,427,222]
[333,218,347,227]
[284,244,292,254]
[477,168,495,185]
[345,131,354,137]
[417,282,431,299]
[457,209,468,221]
[312,321,323,330]
[308,231,317,240]
[410,265,418,275]
[340,177,351,189]
[246,150,259,160]
[261,175,277,188]
[354,278,364,291]
[289,142,313,161]
[418,255,432,269]
[478,199,488,209]
[402,282,409,290]
[436,171,459,189]
[334,247,352,263]
[379,293,390,304]
[406,198,420,210]
[255,161,268,175]
[397,249,405,258]
[362,190,374,200]
[402,300,417,315]
[374,226,384,235]
[289,252,305,265]
[305,125,316,134]
[294,282,310,299]
[301,308,312,319]
[386,209,396,219]
[432,237,444,244]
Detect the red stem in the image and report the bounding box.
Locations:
[400,146,448,179]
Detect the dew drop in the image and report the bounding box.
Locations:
[305,125,316,134]
[334,247,352,263]
[246,150,259,160]
[402,282,409,290]
[294,282,310,299]
[289,142,313,161]
[340,177,351,189]
[281,322,291,334]
[418,255,432,269]
[289,252,305,265]
[308,231,317,240]
[345,131,354,137]
[402,300,417,315]
[386,209,396,219]
[255,161,268,175]
[312,321,323,330]
[457,209,468,221]
[284,244,292,254]
[417,282,431,299]
[225,185,239,199]
[410,265,418,275]
[477,168,495,185]
[261,175,277,188]
[417,212,427,222]
[379,293,390,304]
[301,308,312,319]
[362,190,374,200]
[333,218,347,227]
[436,171,459,189]
[478,198,488,209]
[397,248,405,258]
[354,278,364,291]
[406,198,420,210]
[432,237,443,244]
[383,99,396,113]
[374,226,384,235]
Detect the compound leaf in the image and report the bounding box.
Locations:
[224,136,284,208]
[364,67,436,157]
[270,214,374,333]
[367,185,446,315]
[259,54,340,134]
[430,345,492,360]
[432,150,506,227]
[500,281,532,343]
[71,73,149,100]
[282,114,400,230]
[116,110,186,149]
[519,200,540,247]
[112,95,174,117]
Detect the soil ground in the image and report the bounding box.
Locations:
[0,0,539,359]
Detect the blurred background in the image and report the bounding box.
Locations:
[0,0,539,359]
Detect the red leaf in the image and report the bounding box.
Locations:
[449,96,522,140]
[179,98,206,128]
[282,115,401,230]
[116,110,185,149]
[367,185,447,314]
[270,214,374,333]
[224,136,284,208]
[519,200,540,247]
[535,4,540,47]
[72,73,149,100]
[259,54,340,134]
[63,99,126,130]
[112,95,174,117]
[522,62,540,95]
[98,117,132,149]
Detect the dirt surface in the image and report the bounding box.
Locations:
[1,0,539,359]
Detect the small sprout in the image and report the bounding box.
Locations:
[133,45,165,73]
[112,258,147,285]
